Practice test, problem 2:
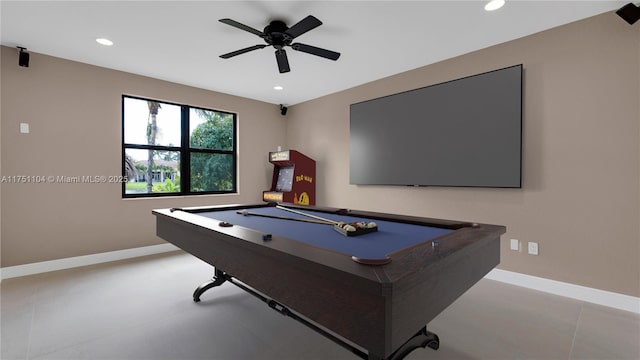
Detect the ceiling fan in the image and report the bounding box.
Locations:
[218,15,341,73]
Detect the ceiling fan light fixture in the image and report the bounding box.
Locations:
[485,0,505,11]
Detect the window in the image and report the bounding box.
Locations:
[122,95,236,197]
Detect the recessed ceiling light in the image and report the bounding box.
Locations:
[485,0,505,11]
[273,85,284,91]
[96,38,114,46]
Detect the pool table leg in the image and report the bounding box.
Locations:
[193,268,230,302]
[381,326,440,360]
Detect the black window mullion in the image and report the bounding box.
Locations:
[124,144,181,152]
[181,106,191,193]
[232,115,237,192]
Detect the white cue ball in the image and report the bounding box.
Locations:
[367,222,377,228]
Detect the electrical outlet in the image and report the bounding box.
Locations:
[510,239,519,251]
[527,242,539,255]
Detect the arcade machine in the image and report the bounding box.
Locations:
[263,149,315,206]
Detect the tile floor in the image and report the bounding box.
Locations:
[2,251,639,360]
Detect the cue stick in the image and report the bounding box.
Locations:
[276,205,340,225]
[236,210,333,225]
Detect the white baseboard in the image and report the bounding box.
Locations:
[485,268,640,314]
[0,243,180,280]
[2,246,638,314]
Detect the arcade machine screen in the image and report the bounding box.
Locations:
[275,166,294,192]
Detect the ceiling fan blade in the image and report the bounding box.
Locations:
[291,43,340,61]
[219,18,264,37]
[284,15,322,39]
[275,49,290,73]
[220,44,267,59]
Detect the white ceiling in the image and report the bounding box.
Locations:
[1,1,625,105]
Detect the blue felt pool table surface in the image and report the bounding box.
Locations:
[196,206,453,261]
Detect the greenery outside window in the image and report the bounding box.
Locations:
[122,95,237,197]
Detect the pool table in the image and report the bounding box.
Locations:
[153,203,505,360]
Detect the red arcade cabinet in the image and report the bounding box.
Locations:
[263,150,316,206]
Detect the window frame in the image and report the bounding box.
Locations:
[121,95,237,198]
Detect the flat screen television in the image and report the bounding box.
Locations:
[350,64,522,188]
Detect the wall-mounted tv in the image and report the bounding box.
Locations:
[350,64,522,188]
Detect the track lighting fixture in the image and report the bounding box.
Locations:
[616,2,640,25]
[280,104,288,116]
[17,46,29,67]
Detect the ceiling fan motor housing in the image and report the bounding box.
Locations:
[264,20,291,47]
